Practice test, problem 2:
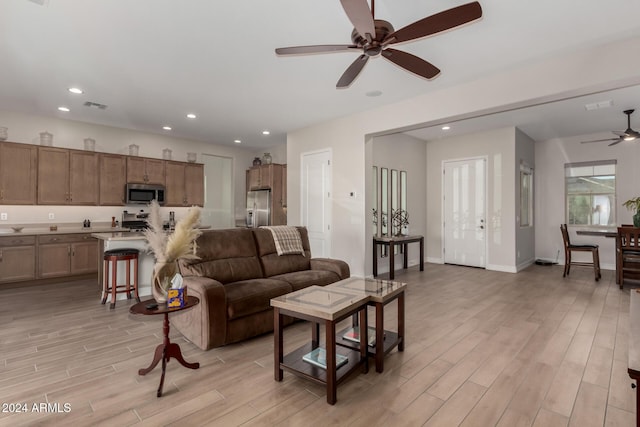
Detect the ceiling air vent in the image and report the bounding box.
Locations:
[83,101,108,110]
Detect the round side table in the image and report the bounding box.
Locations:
[130,296,200,397]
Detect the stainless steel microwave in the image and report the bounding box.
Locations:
[125,183,165,205]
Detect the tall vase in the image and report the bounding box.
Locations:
[152,261,178,304]
[634,211,640,228]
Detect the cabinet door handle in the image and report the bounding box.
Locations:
[12,239,23,244]
[0,250,3,262]
[51,238,59,242]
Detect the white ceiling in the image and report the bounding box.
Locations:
[1,0,640,149]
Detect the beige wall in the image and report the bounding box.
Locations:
[288,35,640,277]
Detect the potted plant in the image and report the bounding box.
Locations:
[622,196,640,227]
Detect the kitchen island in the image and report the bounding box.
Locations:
[92,232,154,300]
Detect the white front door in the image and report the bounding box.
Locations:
[443,158,486,267]
[301,149,332,257]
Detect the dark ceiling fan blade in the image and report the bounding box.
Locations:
[608,137,625,146]
[275,45,358,55]
[612,130,627,137]
[381,48,440,79]
[580,138,619,144]
[383,1,482,45]
[340,0,375,39]
[337,54,368,88]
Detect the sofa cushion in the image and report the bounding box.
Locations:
[179,228,264,284]
[224,278,292,319]
[253,227,311,277]
[270,269,341,291]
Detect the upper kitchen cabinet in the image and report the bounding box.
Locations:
[165,161,204,206]
[99,153,126,205]
[127,157,165,185]
[0,141,37,205]
[38,147,99,205]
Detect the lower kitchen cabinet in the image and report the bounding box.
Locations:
[37,234,98,279]
[0,235,36,283]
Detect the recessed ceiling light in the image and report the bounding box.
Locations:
[58,106,70,112]
[68,87,83,94]
[163,126,172,131]
[366,90,383,97]
[234,139,241,144]
[262,130,270,135]
[186,113,196,119]
[442,126,451,130]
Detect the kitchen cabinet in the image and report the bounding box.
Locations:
[0,142,37,205]
[99,154,127,205]
[37,148,99,205]
[246,163,286,225]
[165,161,204,206]
[127,157,165,185]
[38,234,98,279]
[0,235,36,283]
[247,164,274,191]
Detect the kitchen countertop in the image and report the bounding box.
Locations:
[91,231,146,241]
[0,226,130,236]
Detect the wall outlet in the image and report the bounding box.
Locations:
[0,213,7,221]
[48,213,55,220]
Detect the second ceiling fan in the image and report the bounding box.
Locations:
[582,109,640,146]
[275,0,483,88]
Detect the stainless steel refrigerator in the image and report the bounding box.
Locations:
[246,190,271,227]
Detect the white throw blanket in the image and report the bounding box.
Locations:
[262,226,305,256]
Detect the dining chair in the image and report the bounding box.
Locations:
[560,224,601,281]
[617,226,640,289]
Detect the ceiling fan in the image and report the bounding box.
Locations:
[581,109,640,146]
[275,0,483,88]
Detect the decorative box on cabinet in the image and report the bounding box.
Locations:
[0,235,36,283]
[0,141,37,205]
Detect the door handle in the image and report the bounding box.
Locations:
[479,225,484,229]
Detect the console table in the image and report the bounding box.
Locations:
[373,235,424,280]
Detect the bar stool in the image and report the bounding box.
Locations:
[101,248,140,309]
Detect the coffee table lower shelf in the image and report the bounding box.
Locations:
[336,327,401,358]
[280,342,365,386]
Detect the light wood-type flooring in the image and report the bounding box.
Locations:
[0,263,636,426]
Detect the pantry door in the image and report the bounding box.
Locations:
[443,157,486,268]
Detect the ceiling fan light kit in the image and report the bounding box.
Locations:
[275,0,483,88]
[581,109,640,145]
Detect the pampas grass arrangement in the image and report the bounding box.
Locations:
[143,200,202,264]
[144,200,202,301]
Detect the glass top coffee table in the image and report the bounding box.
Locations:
[328,277,406,373]
[271,286,369,405]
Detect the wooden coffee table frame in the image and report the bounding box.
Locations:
[273,304,368,405]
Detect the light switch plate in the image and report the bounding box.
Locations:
[48,213,55,220]
[0,213,7,221]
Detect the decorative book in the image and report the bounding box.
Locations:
[302,347,348,370]
[342,326,381,347]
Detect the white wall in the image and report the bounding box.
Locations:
[288,35,640,277]
[426,127,517,272]
[515,128,536,269]
[0,109,257,226]
[368,133,427,275]
[535,132,640,270]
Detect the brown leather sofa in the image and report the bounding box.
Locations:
[172,226,350,350]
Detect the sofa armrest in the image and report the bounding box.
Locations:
[171,276,228,350]
[310,258,350,280]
